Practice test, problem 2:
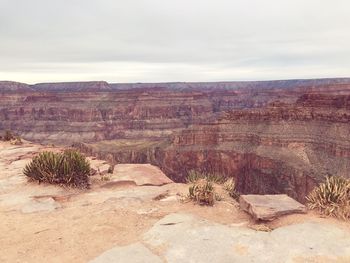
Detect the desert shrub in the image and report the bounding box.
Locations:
[186,170,224,184]
[23,149,91,188]
[186,170,241,204]
[306,176,350,220]
[223,177,240,200]
[188,179,215,206]
[3,130,15,141]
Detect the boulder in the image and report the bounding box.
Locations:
[239,194,306,221]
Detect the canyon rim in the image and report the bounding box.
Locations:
[1,78,350,202]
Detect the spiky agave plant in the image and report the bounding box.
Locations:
[23,151,63,183]
[61,149,91,188]
[23,150,90,188]
[306,176,350,220]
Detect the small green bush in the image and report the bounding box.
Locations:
[23,149,91,188]
[306,176,350,220]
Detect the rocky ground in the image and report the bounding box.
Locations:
[1,141,350,263]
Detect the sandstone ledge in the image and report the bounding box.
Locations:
[239,194,307,221]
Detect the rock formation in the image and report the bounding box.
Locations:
[2,140,350,262]
[239,194,306,221]
[1,78,350,201]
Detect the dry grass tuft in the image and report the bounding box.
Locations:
[306,176,350,220]
[223,177,240,200]
[188,179,215,206]
[186,171,239,204]
[186,170,224,184]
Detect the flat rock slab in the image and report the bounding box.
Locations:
[239,194,306,221]
[85,185,172,207]
[109,164,173,186]
[89,243,162,263]
[142,213,350,263]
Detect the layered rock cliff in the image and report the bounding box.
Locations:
[1,78,350,201]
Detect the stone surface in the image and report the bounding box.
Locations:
[108,164,173,186]
[21,197,61,214]
[89,243,162,263]
[142,213,350,263]
[239,194,307,221]
[86,185,173,206]
[0,142,66,212]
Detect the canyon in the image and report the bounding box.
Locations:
[1,78,350,201]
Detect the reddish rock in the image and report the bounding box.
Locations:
[239,194,307,221]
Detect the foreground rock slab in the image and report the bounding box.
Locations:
[239,194,306,221]
[141,213,350,263]
[89,243,162,263]
[107,164,173,186]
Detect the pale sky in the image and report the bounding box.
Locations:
[0,0,349,84]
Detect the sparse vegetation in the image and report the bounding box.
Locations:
[223,177,240,200]
[306,176,350,220]
[23,149,91,188]
[186,171,239,205]
[188,179,215,206]
[186,170,224,184]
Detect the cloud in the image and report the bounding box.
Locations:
[0,0,349,83]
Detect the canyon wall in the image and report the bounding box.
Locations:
[1,79,350,201]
